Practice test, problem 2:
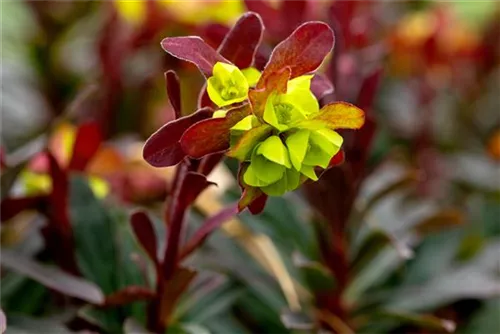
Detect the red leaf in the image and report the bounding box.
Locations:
[161,36,230,77]
[0,195,47,222]
[248,193,268,214]
[68,122,102,171]
[259,22,334,84]
[130,211,158,266]
[179,203,239,260]
[165,70,182,119]
[218,12,264,68]
[311,73,334,100]
[329,150,345,167]
[197,153,225,176]
[180,104,251,158]
[104,286,155,306]
[143,108,212,167]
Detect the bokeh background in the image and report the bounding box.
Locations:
[1,1,499,333]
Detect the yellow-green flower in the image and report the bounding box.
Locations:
[263,75,319,131]
[207,62,261,107]
[243,135,299,196]
[286,128,343,180]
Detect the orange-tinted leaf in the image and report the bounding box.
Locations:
[143,108,212,167]
[161,36,229,77]
[312,102,365,130]
[218,12,264,68]
[258,22,334,85]
[227,124,273,161]
[180,104,251,158]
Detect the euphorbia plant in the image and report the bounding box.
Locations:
[144,11,365,213]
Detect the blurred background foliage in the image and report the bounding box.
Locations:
[1,1,500,333]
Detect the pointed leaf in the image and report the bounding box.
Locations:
[130,211,158,265]
[218,12,264,68]
[161,36,230,77]
[165,70,182,119]
[68,122,102,171]
[1,250,104,304]
[180,104,251,158]
[143,108,212,167]
[259,22,334,84]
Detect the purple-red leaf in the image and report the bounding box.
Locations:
[68,122,102,171]
[218,12,264,68]
[104,286,155,306]
[311,73,334,100]
[259,22,334,83]
[130,211,158,266]
[165,70,182,119]
[161,36,230,77]
[179,203,239,260]
[180,104,251,158]
[143,108,212,167]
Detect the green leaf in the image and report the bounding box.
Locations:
[251,154,285,185]
[257,136,291,168]
[261,169,300,196]
[70,176,118,294]
[285,129,310,171]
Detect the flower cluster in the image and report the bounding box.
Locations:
[143,12,365,211]
[206,62,344,196]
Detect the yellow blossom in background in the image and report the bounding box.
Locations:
[114,0,244,26]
